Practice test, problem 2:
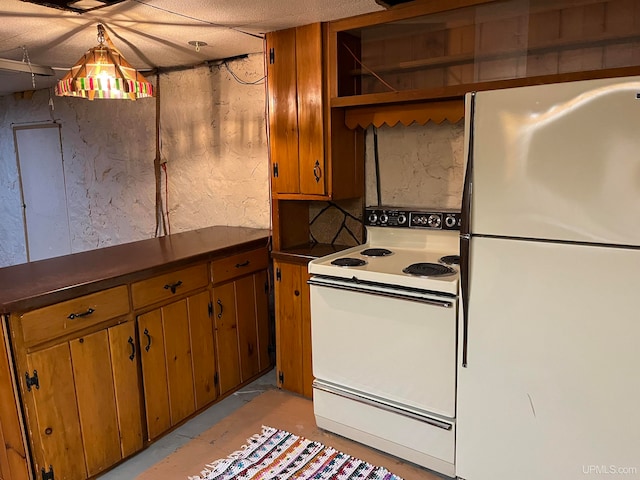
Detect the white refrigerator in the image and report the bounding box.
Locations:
[457,76,640,480]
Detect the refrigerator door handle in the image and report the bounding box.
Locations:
[460,91,476,368]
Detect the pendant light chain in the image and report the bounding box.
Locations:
[21,45,36,89]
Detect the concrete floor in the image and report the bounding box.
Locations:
[98,369,278,479]
[99,368,446,480]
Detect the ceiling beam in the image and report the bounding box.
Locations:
[0,58,55,76]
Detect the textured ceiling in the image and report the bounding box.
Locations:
[0,0,386,96]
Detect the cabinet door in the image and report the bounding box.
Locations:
[274,261,305,396]
[188,291,218,410]
[236,275,259,382]
[296,23,326,196]
[254,270,271,371]
[162,300,196,425]
[70,330,121,477]
[213,282,241,394]
[108,322,144,458]
[137,310,171,440]
[26,344,86,480]
[267,27,300,194]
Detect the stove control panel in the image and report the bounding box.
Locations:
[365,208,461,230]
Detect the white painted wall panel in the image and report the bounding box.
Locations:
[14,125,71,261]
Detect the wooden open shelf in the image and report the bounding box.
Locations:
[328,0,640,116]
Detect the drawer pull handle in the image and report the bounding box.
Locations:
[164,280,183,294]
[68,308,95,320]
[143,328,152,352]
[217,299,224,319]
[128,336,136,360]
[235,260,250,268]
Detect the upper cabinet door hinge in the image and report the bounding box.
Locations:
[269,47,275,64]
[273,163,279,178]
[208,302,213,318]
[276,268,281,282]
[26,370,39,391]
[41,465,54,480]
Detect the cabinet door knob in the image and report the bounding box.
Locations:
[67,307,94,320]
[313,160,322,183]
[164,280,183,294]
[294,290,300,296]
[143,328,152,352]
[128,336,136,361]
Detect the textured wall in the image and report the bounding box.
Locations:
[0,54,269,267]
[365,122,465,210]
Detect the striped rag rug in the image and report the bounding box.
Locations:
[189,425,404,480]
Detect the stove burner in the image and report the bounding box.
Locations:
[403,262,456,277]
[360,248,393,257]
[331,257,367,267]
[439,255,460,266]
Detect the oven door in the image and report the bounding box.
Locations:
[309,276,457,418]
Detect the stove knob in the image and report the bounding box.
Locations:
[445,215,456,228]
[368,212,378,224]
[397,214,407,225]
[427,214,442,228]
[379,213,389,224]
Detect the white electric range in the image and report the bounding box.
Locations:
[309,207,461,478]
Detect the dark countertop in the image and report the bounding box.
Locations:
[0,226,271,314]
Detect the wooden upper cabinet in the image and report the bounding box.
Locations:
[329,0,640,109]
[266,23,363,200]
[267,27,300,195]
[296,23,326,196]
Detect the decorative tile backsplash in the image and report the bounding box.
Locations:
[309,198,364,246]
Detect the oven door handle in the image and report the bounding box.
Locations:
[313,381,453,431]
[308,277,454,308]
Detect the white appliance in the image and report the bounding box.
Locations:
[457,76,640,480]
[309,208,461,477]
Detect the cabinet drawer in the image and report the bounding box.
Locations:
[21,286,129,346]
[131,264,209,309]
[211,248,269,285]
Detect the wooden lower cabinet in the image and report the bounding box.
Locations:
[5,246,272,480]
[212,281,240,395]
[0,319,30,480]
[213,271,271,395]
[137,290,215,440]
[21,322,142,480]
[273,259,313,398]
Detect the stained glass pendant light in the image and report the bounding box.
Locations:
[55,24,154,100]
